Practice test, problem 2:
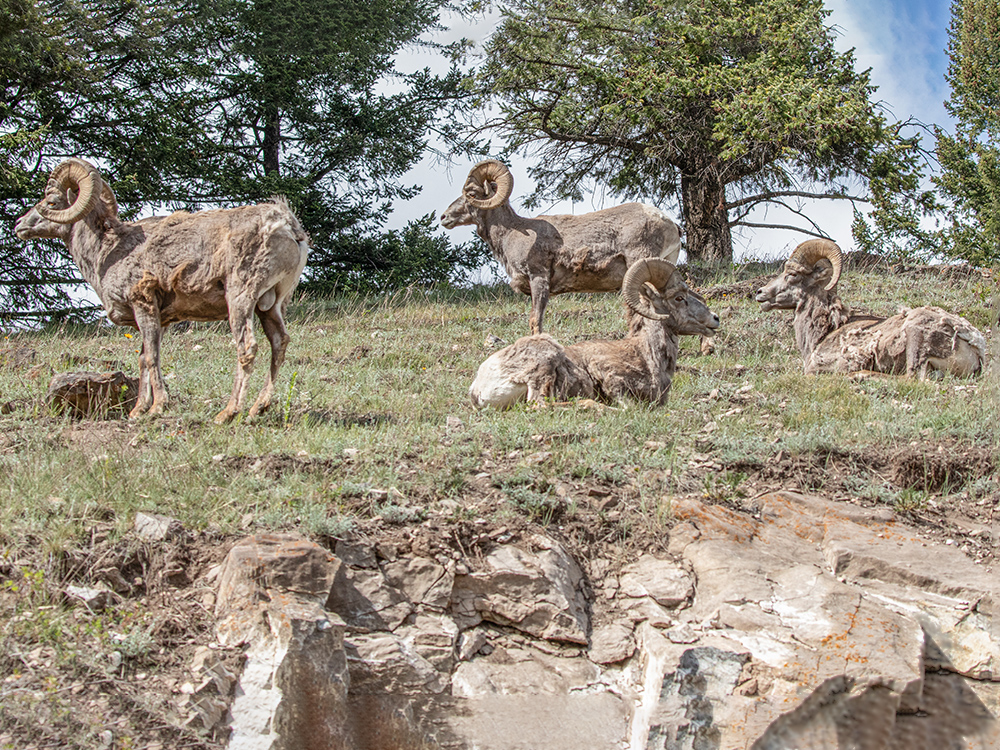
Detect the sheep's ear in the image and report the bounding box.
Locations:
[642,284,673,317]
[811,259,835,285]
[640,282,659,302]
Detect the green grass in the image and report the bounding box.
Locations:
[0,266,997,547]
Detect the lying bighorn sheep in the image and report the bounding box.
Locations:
[756,239,986,378]
[15,158,309,422]
[470,259,720,407]
[442,160,689,335]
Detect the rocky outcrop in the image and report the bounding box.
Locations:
[46,371,138,417]
[207,493,999,749]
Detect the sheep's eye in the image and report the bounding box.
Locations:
[675,296,685,303]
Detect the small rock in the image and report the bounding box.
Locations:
[335,541,378,568]
[46,371,138,417]
[484,333,506,349]
[66,585,113,612]
[589,623,636,665]
[458,629,489,661]
[134,512,184,542]
[665,624,699,644]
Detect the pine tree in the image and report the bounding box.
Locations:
[470,0,928,265]
[934,0,1000,264]
[2,0,477,322]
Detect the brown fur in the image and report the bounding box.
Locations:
[470,276,719,408]
[757,258,987,378]
[16,161,310,422]
[441,171,682,336]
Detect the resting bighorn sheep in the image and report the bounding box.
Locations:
[15,158,310,422]
[470,259,720,408]
[756,239,986,378]
[442,160,689,334]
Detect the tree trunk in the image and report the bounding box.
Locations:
[263,106,281,176]
[681,170,733,266]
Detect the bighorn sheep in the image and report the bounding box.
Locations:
[470,259,720,408]
[15,158,309,423]
[442,160,687,335]
[756,239,987,378]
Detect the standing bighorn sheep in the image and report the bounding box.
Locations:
[470,259,720,408]
[442,160,686,336]
[15,158,310,422]
[756,239,986,378]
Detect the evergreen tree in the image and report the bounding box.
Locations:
[2,0,478,323]
[470,0,928,265]
[169,0,475,285]
[934,0,1000,265]
[1,0,223,322]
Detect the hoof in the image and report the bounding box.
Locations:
[247,399,271,420]
[213,409,236,425]
[128,403,150,419]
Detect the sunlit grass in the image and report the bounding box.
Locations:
[0,265,996,544]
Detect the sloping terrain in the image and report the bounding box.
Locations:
[0,262,996,748]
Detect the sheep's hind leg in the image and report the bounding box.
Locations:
[247,303,290,418]
[215,296,258,424]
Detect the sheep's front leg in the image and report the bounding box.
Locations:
[131,339,152,417]
[529,276,550,335]
[247,303,290,418]
[215,295,258,424]
[130,315,168,418]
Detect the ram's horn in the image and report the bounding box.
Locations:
[622,258,676,320]
[464,160,514,210]
[37,159,101,224]
[789,239,843,291]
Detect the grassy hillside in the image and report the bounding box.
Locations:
[1,263,996,535]
[0,261,997,747]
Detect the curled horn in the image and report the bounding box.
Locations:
[464,160,514,210]
[789,239,843,290]
[37,159,101,224]
[622,258,677,320]
[101,184,120,222]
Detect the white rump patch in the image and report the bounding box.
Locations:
[469,355,527,409]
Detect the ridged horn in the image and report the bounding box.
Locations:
[622,258,677,320]
[789,239,843,290]
[101,184,119,221]
[464,160,514,210]
[37,159,101,224]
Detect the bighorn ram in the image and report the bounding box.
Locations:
[442,160,690,336]
[756,239,987,378]
[15,158,310,422]
[470,259,720,408]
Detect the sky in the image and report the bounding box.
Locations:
[385,0,958,263]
